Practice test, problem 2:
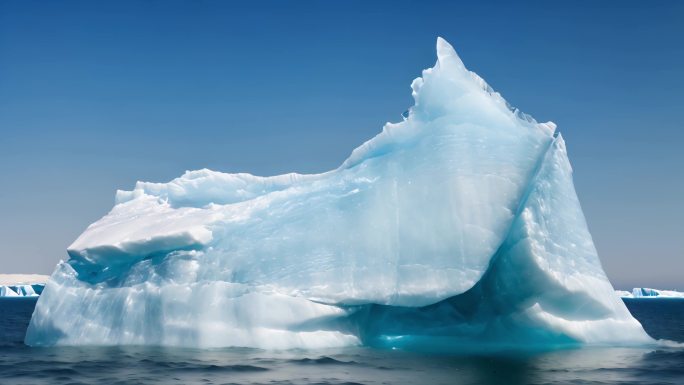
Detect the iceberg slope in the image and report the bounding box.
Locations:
[26,38,651,348]
[337,136,650,348]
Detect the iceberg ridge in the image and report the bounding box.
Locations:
[26,38,652,349]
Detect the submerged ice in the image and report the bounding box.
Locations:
[26,38,652,349]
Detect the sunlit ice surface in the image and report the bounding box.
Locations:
[26,38,653,350]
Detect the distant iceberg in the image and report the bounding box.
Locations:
[0,275,48,298]
[618,288,684,298]
[0,284,44,297]
[26,38,652,349]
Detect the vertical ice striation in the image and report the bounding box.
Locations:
[26,38,652,349]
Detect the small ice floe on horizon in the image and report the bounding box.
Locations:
[617,288,684,299]
[0,274,49,297]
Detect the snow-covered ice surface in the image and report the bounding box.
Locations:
[618,288,684,298]
[26,38,652,349]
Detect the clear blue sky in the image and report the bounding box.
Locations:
[1,0,682,289]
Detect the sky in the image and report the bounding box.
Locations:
[0,0,682,290]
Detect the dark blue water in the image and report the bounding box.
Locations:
[1,298,682,385]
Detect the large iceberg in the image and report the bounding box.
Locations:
[26,38,652,349]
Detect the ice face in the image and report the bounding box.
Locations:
[25,38,652,349]
[0,286,20,297]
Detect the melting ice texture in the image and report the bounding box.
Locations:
[26,38,652,349]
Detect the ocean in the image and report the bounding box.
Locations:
[0,298,682,385]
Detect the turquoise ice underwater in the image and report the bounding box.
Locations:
[26,38,657,349]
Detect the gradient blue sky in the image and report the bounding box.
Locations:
[1,0,682,289]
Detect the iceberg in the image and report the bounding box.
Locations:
[0,275,48,297]
[618,288,684,298]
[0,284,44,297]
[26,38,652,349]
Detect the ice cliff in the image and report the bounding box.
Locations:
[26,38,652,349]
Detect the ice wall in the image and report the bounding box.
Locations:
[26,38,652,349]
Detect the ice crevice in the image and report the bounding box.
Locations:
[26,37,653,349]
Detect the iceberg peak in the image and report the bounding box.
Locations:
[435,36,466,70]
[345,37,555,170]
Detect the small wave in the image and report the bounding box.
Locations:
[154,363,270,373]
[289,356,357,365]
[132,358,269,372]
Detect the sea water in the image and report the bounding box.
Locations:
[0,298,682,385]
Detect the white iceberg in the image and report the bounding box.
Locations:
[0,274,48,297]
[618,288,684,298]
[26,38,652,349]
[0,286,20,297]
[0,284,45,297]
